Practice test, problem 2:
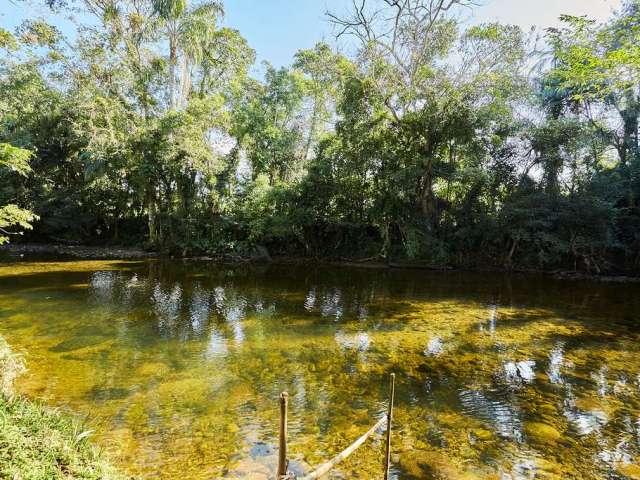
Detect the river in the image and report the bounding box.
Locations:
[1,259,639,479]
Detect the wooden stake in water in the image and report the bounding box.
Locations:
[277,392,289,479]
[384,373,396,480]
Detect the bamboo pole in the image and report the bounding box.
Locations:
[384,373,396,480]
[277,392,289,480]
[301,416,387,480]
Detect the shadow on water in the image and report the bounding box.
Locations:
[1,260,640,479]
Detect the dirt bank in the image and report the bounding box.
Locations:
[0,243,157,260]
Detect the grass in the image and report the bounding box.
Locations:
[0,336,127,480]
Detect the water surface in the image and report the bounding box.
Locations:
[1,260,639,479]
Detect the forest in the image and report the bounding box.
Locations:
[1,0,640,273]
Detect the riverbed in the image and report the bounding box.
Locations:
[1,260,639,479]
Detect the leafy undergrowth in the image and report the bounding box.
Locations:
[0,336,127,480]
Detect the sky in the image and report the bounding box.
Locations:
[222,0,623,67]
[1,0,624,68]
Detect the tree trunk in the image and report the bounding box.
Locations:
[505,237,519,267]
[417,169,437,227]
[113,214,119,242]
[303,93,320,161]
[169,37,178,109]
[147,190,158,245]
[179,55,192,108]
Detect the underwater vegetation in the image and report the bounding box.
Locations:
[1,261,639,479]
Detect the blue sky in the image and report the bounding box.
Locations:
[2,0,623,68]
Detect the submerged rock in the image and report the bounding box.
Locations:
[49,335,109,352]
[136,361,170,377]
[86,386,130,401]
[224,459,270,480]
[155,377,213,410]
[470,428,493,442]
[524,422,561,443]
[616,462,640,480]
[399,451,475,479]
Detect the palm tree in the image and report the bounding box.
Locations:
[152,0,223,109]
[177,2,223,106]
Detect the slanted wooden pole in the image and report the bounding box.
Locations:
[301,416,386,480]
[384,373,396,480]
[277,392,289,479]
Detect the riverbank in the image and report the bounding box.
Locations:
[0,336,127,480]
[0,243,156,260]
[2,242,640,283]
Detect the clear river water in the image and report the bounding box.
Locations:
[1,259,639,479]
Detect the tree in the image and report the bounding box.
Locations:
[545,2,640,268]
[234,64,307,185]
[0,144,37,244]
[1,0,640,272]
[293,43,352,160]
[548,9,640,165]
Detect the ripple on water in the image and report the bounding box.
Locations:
[458,386,524,441]
[1,261,640,479]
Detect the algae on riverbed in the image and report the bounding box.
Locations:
[1,261,640,479]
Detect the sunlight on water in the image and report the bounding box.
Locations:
[1,260,640,479]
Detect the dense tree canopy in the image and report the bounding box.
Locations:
[1,0,640,273]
